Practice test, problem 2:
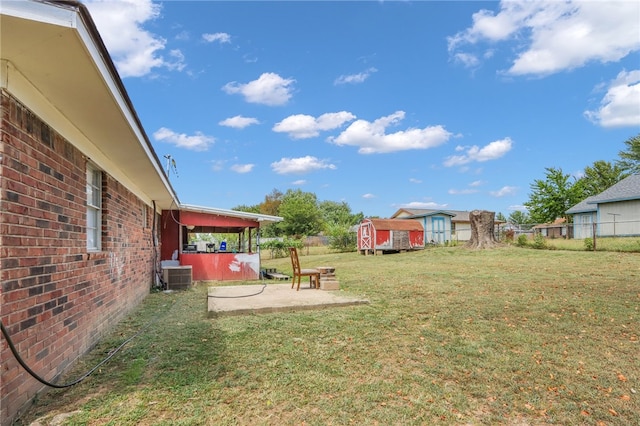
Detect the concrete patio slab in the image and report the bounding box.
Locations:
[207,283,369,317]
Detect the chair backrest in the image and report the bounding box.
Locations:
[289,247,301,274]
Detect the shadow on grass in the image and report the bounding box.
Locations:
[14,287,231,425]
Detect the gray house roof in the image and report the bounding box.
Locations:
[567,174,640,214]
[586,174,640,204]
[566,196,598,214]
[392,208,508,223]
[392,208,468,222]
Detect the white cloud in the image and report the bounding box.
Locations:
[85,0,185,78]
[219,115,260,129]
[175,30,189,41]
[444,137,512,167]
[398,201,449,210]
[202,32,231,44]
[329,111,452,154]
[153,127,214,151]
[469,180,485,187]
[292,180,307,185]
[270,156,337,175]
[230,164,254,173]
[490,186,518,197]
[409,178,422,184]
[166,49,186,71]
[222,73,295,106]
[210,160,225,172]
[334,67,378,85]
[362,193,376,199]
[273,112,356,139]
[448,188,479,195]
[509,205,528,212]
[449,1,640,76]
[584,69,640,128]
[452,52,479,68]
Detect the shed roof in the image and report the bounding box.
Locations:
[364,218,423,231]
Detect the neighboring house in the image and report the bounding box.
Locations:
[0,2,281,423]
[392,209,507,242]
[532,218,573,239]
[565,197,597,239]
[357,218,424,255]
[567,174,640,239]
[391,209,456,243]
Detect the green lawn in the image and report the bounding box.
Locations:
[16,246,639,425]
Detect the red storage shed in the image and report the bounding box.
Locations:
[358,218,424,255]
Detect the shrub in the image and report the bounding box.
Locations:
[583,237,594,251]
[531,233,547,249]
[516,234,528,247]
[326,224,357,252]
[260,237,302,258]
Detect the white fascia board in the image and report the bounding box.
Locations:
[1,1,77,27]
[71,8,175,196]
[179,204,284,223]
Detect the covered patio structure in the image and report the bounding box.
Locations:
[161,204,282,281]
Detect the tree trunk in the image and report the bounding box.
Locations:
[466,210,500,249]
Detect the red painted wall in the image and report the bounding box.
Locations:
[180,253,260,280]
[0,92,157,424]
[160,210,261,281]
[160,210,181,261]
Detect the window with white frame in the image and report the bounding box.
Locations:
[86,162,102,251]
[143,204,149,229]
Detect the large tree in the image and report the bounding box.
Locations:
[260,188,283,216]
[278,189,324,237]
[508,210,532,230]
[524,167,585,224]
[616,133,640,174]
[319,200,363,227]
[579,160,628,197]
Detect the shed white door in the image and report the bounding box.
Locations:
[360,222,373,250]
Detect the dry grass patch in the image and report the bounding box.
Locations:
[15,246,639,425]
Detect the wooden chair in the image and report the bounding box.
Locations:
[289,247,320,291]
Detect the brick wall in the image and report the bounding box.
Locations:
[1,90,157,424]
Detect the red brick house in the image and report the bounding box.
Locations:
[0,2,280,423]
[0,2,181,422]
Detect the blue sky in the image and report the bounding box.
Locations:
[84,0,640,218]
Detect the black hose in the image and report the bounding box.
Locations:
[0,316,152,389]
[207,283,267,298]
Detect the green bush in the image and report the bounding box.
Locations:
[516,234,528,247]
[260,237,302,258]
[531,233,547,249]
[326,224,357,252]
[583,238,594,251]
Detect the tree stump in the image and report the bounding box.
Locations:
[466,210,500,249]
